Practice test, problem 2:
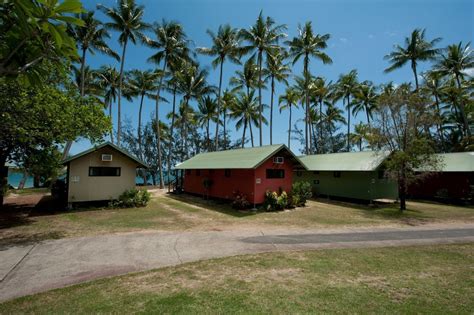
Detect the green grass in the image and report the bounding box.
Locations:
[1,244,473,314]
[7,187,49,195]
[1,194,473,246]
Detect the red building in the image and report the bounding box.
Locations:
[175,144,307,204]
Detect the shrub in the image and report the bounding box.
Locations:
[291,181,312,207]
[264,190,289,211]
[276,191,288,209]
[111,188,151,208]
[232,191,251,210]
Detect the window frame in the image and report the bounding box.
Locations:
[88,166,121,177]
[266,169,285,179]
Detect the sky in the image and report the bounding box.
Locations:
[72,0,474,155]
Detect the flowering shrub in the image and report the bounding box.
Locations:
[232,191,251,210]
[276,191,289,209]
[264,190,289,211]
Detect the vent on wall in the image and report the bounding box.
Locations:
[101,154,113,162]
[273,157,284,164]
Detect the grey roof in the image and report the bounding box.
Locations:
[62,142,148,168]
[416,152,474,172]
[175,144,307,170]
[299,151,390,171]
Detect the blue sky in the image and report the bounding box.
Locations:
[73,0,473,155]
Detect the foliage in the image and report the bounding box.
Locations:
[263,190,289,211]
[291,181,312,206]
[111,188,151,208]
[231,191,251,210]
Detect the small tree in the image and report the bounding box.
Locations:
[367,84,442,211]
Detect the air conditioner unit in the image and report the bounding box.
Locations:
[273,156,284,164]
[101,154,113,161]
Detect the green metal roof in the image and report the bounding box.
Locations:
[175,144,307,170]
[62,142,148,168]
[417,152,474,172]
[299,151,390,171]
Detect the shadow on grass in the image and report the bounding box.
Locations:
[165,193,258,218]
[0,231,66,250]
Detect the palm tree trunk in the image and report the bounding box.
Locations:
[319,99,323,154]
[109,98,114,143]
[411,61,419,90]
[215,58,224,151]
[455,74,471,137]
[223,109,227,150]
[434,94,444,148]
[258,49,263,147]
[167,85,177,191]
[288,104,292,148]
[249,122,254,147]
[242,119,247,148]
[138,93,145,160]
[347,96,351,152]
[156,60,167,189]
[304,98,308,154]
[207,119,210,150]
[117,37,129,146]
[270,76,274,145]
[304,55,311,154]
[366,110,371,127]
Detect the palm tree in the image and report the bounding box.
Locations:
[335,70,359,151]
[352,81,378,127]
[384,29,441,90]
[196,96,218,150]
[145,20,189,188]
[279,87,299,148]
[97,65,120,143]
[71,65,102,98]
[197,25,243,150]
[221,89,237,148]
[229,91,263,147]
[434,42,473,137]
[350,123,370,151]
[324,103,346,151]
[98,0,149,146]
[240,11,287,146]
[422,71,446,146]
[229,56,260,96]
[63,11,119,158]
[309,77,333,152]
[286,21,332,153]
[264,49,291,144]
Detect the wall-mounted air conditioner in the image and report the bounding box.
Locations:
[101,154,113,161]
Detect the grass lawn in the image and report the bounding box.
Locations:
[1,243,472,314]
[1,193,473,246]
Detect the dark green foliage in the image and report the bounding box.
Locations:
[112,189,151,208]
[231,191,251,210]
[291,181,312,206]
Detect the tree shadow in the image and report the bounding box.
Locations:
[0,231,66,250]
[165,193,258,218]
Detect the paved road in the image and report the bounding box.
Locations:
[0,224,473,302]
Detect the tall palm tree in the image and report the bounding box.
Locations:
[279,87,299,148]
[97,65,120,143]
[350,123,370,151]
[309,77,333,152]
[352,81,378,127]
[324,102,346,151]
[197,24,243,150]
[146,20,189,188]
[63,10,119,158]
[335,69,359,151]
[221,89,237,148]
[229,91,263,148]
[197,96,218,150]
[422,71,446,146]
[286,21,332,153]
[71,65,102,98]
[240,11,287,146]
[229,56,260,96]
[98,0,149,146]
[384,29,441,90]
[434,42,473,137]
[264,49,291,144]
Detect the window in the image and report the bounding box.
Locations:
[89,167,121,177]
[196,170,201,176]
[313,171,320,175]
[273,156,284,164]
[378,170,385,179]
[266,169,285,179]
[224,169,231,177]
[333,171,341,178]
[296,170,303,177]
[314,179,320,185]
[186,169,191,175]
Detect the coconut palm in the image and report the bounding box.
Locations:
[350,123,370,151]
[221,89,237,148]
[309,77,333,152]
[434,42,474,137]
[279,87,300,148]
[384,29,441,90]
[286,21,332,153]
[230,91,264,148]
[264,49,291,144]
[98,0,149,146]
[324,103,346,150]
[97,65,120,143]
[229,56,262,95]
[71,65,101,98]
[196,96,218,150]
[422,71,446,146]
[352,81,378,127]
[334,69,359,151]
[145,20,190,187]
[240,11,287,146]
[197,24,243,150]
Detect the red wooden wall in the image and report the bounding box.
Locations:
[182,152,295,204]
[407,172,473,200]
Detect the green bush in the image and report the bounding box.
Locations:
[232,191,252,210]
[291,181,312,207]
[111,188,151,208]
[264,190,289,211]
